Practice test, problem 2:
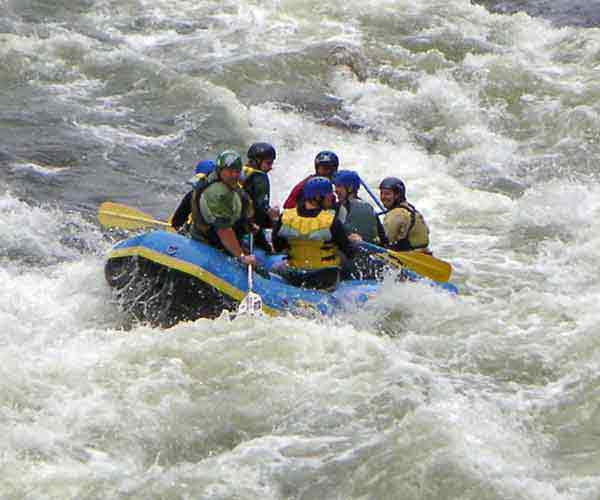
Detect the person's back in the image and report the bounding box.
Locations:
[171,160,215,232]
[332,170,386,246]
[273,176,354,289]
[344,198,383,244]
[379,177,430,253]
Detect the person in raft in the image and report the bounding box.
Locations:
[170,159,216,232]
[379,176,430,253]
[189,150,256,267]
[272,176,355,290]
[282,150,340,209]
[240,142,280,252]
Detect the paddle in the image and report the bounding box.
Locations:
[236,234,263,316]
[360,241,451,282]
[98,201,174,231]
[359,177,387,214]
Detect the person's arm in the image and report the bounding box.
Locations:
[170,190,193,229]
[271,218,288,253]
[331,218,356,259]
[200,186,256,265]
[215,228,254,265]
[376,215,388,246]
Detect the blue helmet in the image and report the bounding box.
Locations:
[333,169,361,193]
[314,150,339,173]
[303,176,333,199]
[195,160,216,175]
[379,176,405,200]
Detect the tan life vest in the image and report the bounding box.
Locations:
[279,208,340,269]
[384,202,430,251]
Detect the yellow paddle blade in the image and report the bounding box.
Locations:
[381,249,452,283]
[98,202,173,231]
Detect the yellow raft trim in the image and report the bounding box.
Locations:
[107,246,279,317]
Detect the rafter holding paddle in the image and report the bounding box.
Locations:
[357,176,453,282]
[97,199,452,283]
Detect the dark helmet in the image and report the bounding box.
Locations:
[215,150,243,173]
[333,169,361,193]
[195,160,216,175]
[303,176,334,199]
[247,142,276,164]
[314,150,339,173]
[379,176,406,200]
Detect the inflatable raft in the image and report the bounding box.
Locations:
[105,230,456,326]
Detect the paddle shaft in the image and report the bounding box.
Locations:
[248,233,254,292]
[101,209,171,227]
[360,240,451,282]
[359,177,386,213]
[98,202,174,231]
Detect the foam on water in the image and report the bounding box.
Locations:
[3,0,600,497]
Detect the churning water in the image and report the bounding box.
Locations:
[2,0,600,498]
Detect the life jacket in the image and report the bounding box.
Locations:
[178,172,209,227]
[278,208,341,269]
[190,172,250,246]
[187,172,208,188]
[241,165,267,192]
[241,165,271,225]
[384,202,429,251]
[343,198,379,244]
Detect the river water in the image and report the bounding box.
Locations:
[2,1,600,498]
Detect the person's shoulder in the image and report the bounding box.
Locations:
[352,198,374,210]
[387,206,412,221]
[202,182,236,205]
[203,181,228,194]
[293,175,312,188]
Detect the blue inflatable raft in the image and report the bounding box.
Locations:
[105,230,456,326]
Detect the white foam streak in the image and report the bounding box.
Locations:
[4,0,600,497]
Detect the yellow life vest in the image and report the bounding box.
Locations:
[279,208,340,269]
[241,165,261,184]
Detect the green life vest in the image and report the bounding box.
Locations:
[190,172,249,245]
[343,198,379,244]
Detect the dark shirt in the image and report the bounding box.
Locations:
[244,170,272,228]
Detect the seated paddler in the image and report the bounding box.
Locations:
[333,169,387,246]
[170,159,216,232]
[379,176,430,254]
[272,176,355,290]
[283,150,339,209]
[241,142,280,252]
[333,169,388,280]
[189,150,256,267]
